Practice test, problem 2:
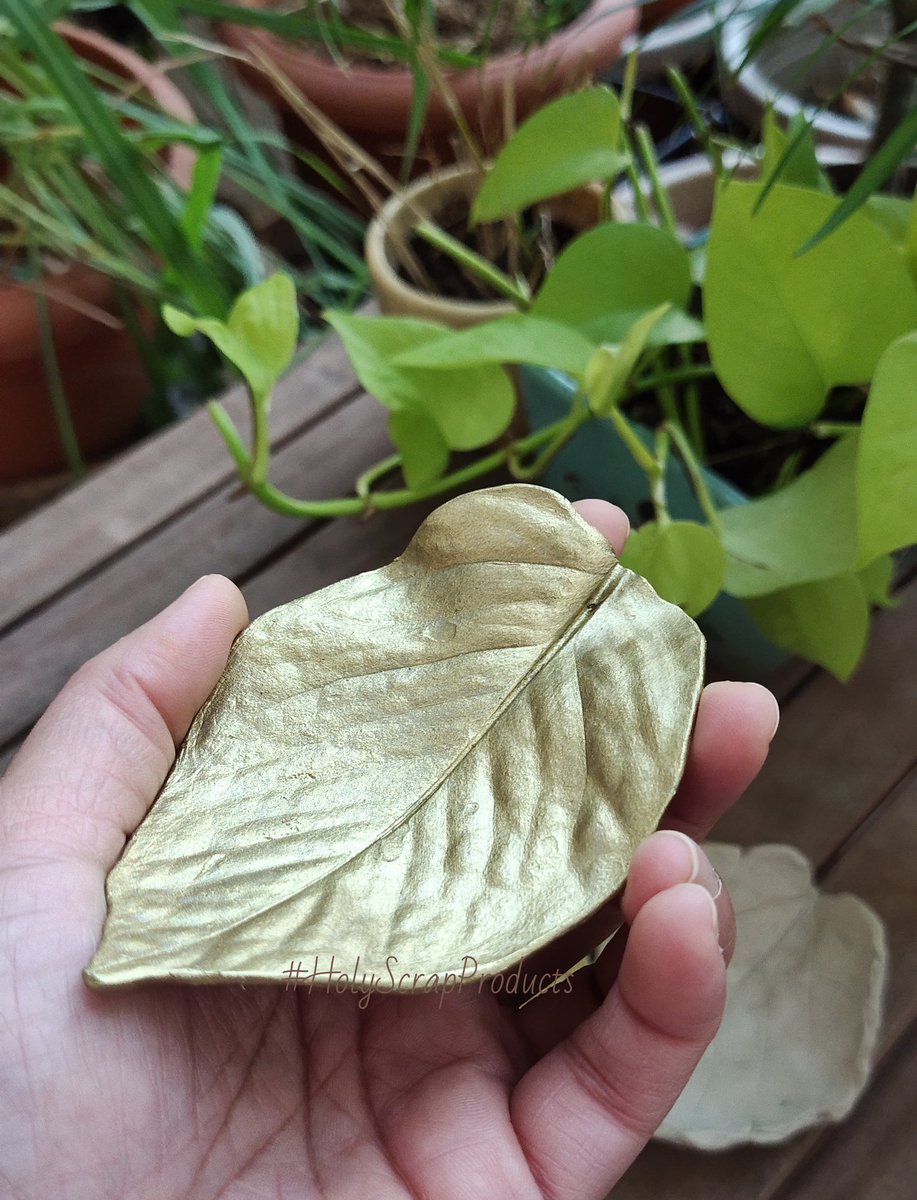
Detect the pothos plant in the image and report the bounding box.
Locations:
[165,86,917,679]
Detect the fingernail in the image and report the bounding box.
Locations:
[659,830,723,902]
[690,884,720,938]
[764,692,781,741]
[752,682,781,741]
[657,829,700,881]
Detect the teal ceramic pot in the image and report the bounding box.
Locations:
[520,366,791,675]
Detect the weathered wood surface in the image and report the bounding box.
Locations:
[0,338,914,1200]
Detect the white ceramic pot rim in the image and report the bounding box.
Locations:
[718,9,872,147]
[612,143,863,229]
[365,163,516,324]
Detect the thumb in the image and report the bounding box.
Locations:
[512,882,725,1199]
[0,575,247,881]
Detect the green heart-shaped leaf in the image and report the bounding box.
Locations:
[621,520,726,617]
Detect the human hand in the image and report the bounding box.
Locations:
[0,500,778,1200]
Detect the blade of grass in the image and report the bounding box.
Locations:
[754,16,917,217]
[26,235,87,479]
[180,145,223,251]
[798,107,917,254]
[5,0,226,316]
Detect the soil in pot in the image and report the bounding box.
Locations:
[398,194,583,303]
[627,376,860,501]
[324,0,591,61]
[367,162,601,324]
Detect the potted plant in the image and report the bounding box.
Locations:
[0,21,197,484]
[364,158,606,326]
[217,0,638,184]
[164,83,917,679]
[0,3,372,503]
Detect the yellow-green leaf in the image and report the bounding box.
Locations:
[722,435,859,598]
[744,572,869,680]
[473,86,628,223]
[706,183,917,428]
[85,485,705,990]
[621,520,726,617]
[856,332,917,567]
[327,312,515,451]
[585,304,671,416]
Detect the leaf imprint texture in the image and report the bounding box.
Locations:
[86,485,705,990]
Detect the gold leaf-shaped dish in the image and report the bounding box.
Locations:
[86,485,705,990]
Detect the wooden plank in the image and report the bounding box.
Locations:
[0,739,20,779]
[613,731,917,1200]
[240,467,510,620]
[610,1139,808,1200]
[0,501,437,782]
[241,499,440,620]
[0,332,359,633]
[0,390,390,750]
[769,1024,917,1200]
[820,764,917,1052]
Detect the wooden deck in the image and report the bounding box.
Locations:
[1,333,915,1198]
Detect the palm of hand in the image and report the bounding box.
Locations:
[6,860,649,1199]
[1,505,776,1200]
[13,957,546,1197]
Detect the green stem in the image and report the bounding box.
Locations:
[620,46,638,124]
[811,420,860,438]
[664,419,722,533]
[771,448,804,493]
[249,389,271,486]
[209,399,250,476]
[600,178,614,224]
[657,380,680,426]
[621,129,651,222]
[685,380,705,462]
[667,66,724,180]
[208,402,565,519]
[510,390,588,481]
[651,427,671,528]
[635,126,677,237]
[630,363,716,395]
[27,238,86,479]
[608,407,657,475]
[356,452,402,498]
[415,221,531,309]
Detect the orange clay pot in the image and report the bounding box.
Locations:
[639,0,699,34]
[219,0,638,190]
[0,23,196,484]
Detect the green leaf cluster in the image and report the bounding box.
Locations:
[700,175,917,677]
[169,84,917,681]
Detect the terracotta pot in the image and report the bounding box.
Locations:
[0,23,196,484]
[638,0,700,35]
[365,162,604,328]
[219,0,638,188]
